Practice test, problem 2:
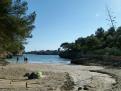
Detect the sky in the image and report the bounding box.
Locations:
[25,0,121,51]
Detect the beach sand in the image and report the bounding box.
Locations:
[0,63,116,91]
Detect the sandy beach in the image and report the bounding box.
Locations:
[0,63,117,91]
[1,0,121,91]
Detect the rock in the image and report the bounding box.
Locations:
[78,87,82,90]
[83,85,89,90]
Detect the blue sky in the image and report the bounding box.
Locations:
[25,0,121,51]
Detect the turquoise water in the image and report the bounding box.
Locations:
[6,54,70,64]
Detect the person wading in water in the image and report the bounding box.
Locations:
[24,57,28,63]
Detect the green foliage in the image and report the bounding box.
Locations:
[59,26,121,59]
[95,27,104,39]
[61,72,75,90]
[0,0,36,54]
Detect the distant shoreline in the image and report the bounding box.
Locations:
[25,50,58,55]
[25,53,59,55]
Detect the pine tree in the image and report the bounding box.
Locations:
[0,0,36,54]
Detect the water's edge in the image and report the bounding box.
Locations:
[6,54,70,64]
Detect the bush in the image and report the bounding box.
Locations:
[24,71,43,79]
[61,72,75,90]
[104,47,121,56]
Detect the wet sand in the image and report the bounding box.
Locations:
[93,68,121,91]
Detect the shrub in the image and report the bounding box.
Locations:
[61,72,75,90]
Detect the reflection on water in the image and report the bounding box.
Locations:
[6,54,70,64]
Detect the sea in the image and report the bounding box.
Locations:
[6,54,70,64]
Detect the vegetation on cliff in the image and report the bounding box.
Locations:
[59,27,121,59]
